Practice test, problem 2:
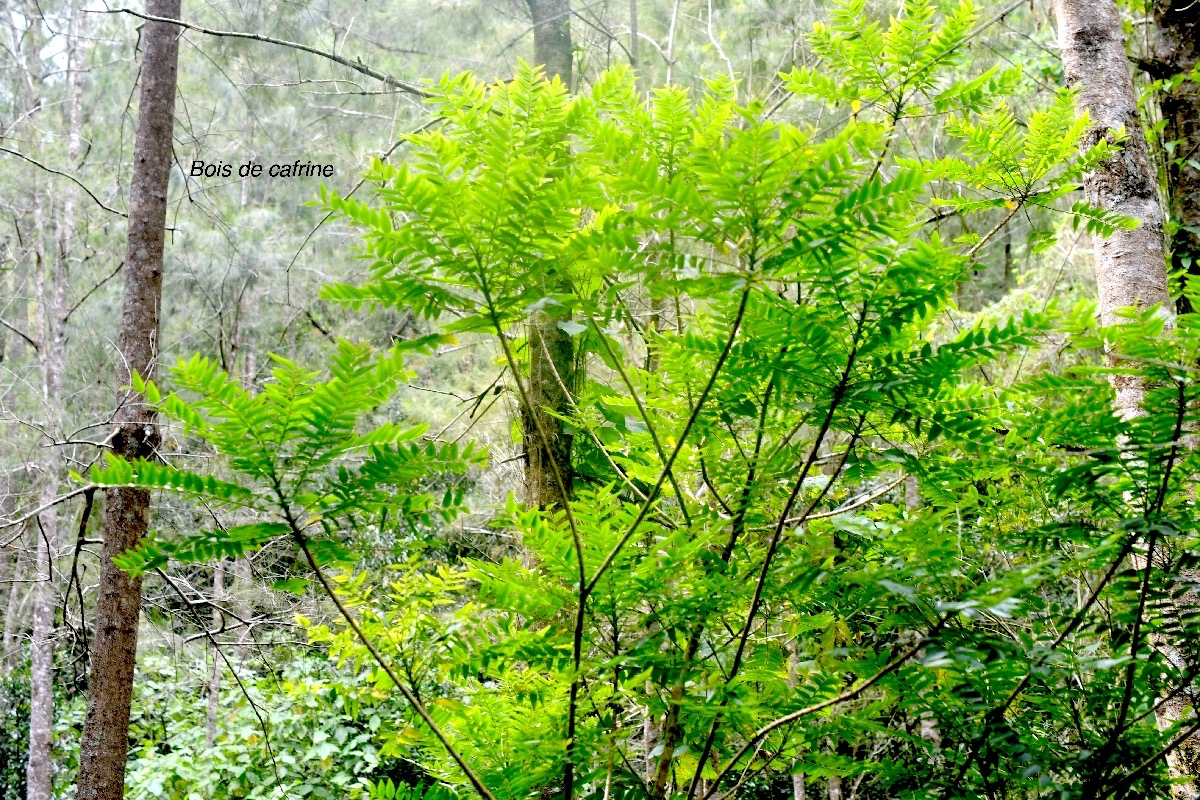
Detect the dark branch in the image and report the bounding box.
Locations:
[96,8,431,98]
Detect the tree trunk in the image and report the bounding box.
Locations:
[1054,0,1174,414]
[1054,2,1198,796]
[26,477,57,800]
[787,640,805,800]
[1146,3,1200,793]
[233,554,253,660]
[523,0,575,512]
[1143,2,1200,314]
[75,3,181,798]
[528,0,572,84]
[205,560,224,749]
[1,520,27,675]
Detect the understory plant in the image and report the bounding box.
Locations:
[83,1,1200,798]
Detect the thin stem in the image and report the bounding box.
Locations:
[584,285,753,599]
[96,8,430,97]
[294,534,496,800]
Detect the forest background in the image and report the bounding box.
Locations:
[4,0,1200,799]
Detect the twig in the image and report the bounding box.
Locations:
[66,262,124,322]
[95,7,431,98]
[792,475,907,523]
[294,534,496,800]
[0,146,127,218]
[0,316,39,351]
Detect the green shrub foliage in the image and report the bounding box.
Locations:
[87,2,1200,798]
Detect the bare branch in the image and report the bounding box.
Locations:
[95,7,431,98]
[0,146,126,218]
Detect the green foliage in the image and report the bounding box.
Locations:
[84,339,484,576]
[49,652,423,800]
[0,662,30,800]
[87,2,1200,799]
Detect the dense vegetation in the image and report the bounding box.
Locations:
[5,0,1200,798]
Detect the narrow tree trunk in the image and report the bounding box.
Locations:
[1054,2,1198,796]
[26,477,57,800]
[1145,5,1200,793]
[233,555,253,660]
[523,0,575,513]
[7,7,60,795]
[205,560,224,749]
[787,640,805,800]
[25,12,89,791]
[25,176,54,800]
[528,0,572,83]
[1,520,27,675]
[75,3,181,798]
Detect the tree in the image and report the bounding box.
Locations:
[523,0,576,513]
[1141,1,1200,315]
[1055,0,1198,795]
[75,2,182,798]
[1053,0,1174,414]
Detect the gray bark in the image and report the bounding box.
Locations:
[205,560,224,749]
[1054,2,1197,796]
[26,480,57,800]
[75,2,181,798]
[1054,0,1174,415]
[787,640,805,800]
[1,520,27,675]
[1143,1,1200,315]
[528,0,573,85]
[1145,3,1200,793]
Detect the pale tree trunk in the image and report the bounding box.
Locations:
[521,0,575,513]
[6,8,50,797]
[14,0,74,792]
[26,170,53,800]
[787,640,805,800]
[76,3,181,798]
[2,521,28,675]
[0,486,15,676]
[233,554,253,660]
[26,484,57,800]
[1054,1,1198,796]
[205,560,224,749]
[27,5,89,793]
[1054,0,1174,413]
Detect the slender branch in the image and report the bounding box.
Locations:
[95,8,431,97]
[704,623,945,796]
[294,534,497,800]
[0,316,39,351]
[0,485,97,545]
[1101,716,1200,800]
[61,488,95,657]
[155,567,282,784]
[584,285,754,599]
[586,312,692,525]
[0,146,127,218]
[791,474,906,523]
[948,537,1132,790]
[65,261,123,322]
[687,406,866,800]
